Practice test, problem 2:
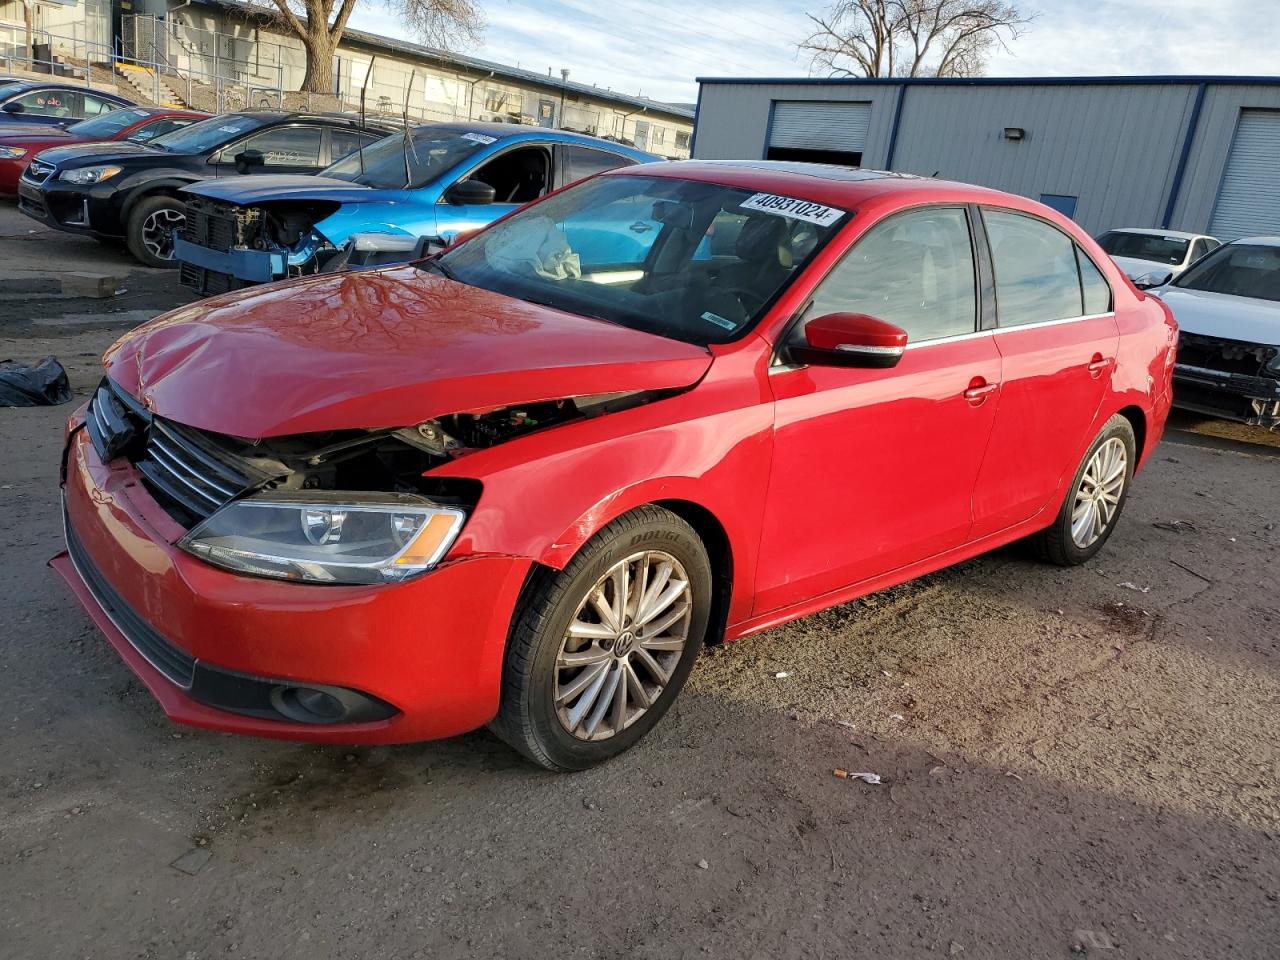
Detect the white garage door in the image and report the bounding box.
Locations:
[769,101,871,153]
[1209,110,1280,241]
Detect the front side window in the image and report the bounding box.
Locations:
[436,174,845,346]
[985,210,1084,326]
[464,145,549,203]
[11,88,79,117]
[235,125,323,166]
[806,207,977,343]
[1173,243,1280,302]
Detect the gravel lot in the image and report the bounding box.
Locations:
[2,203,1277,959]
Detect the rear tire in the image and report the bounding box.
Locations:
[125,194,185,268]
[492,506,712,771]
[1032,414,1136,566]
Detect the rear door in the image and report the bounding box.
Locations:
[755,205,1002,615]
[968,208,1119,539]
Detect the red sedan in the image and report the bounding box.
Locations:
[53,162,1176,769]
[0,106,205,195]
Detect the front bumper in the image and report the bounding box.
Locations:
[17,177,123,237]
[1173,363,1280,428]
[54,423,531,743]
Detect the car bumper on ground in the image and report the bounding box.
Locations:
[53,422,531,743]
[174,236,285,283]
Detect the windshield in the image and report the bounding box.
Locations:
[1173,243,1280,301]
[1097,231,1189,265]
[323,126,504,189]
[148,114,266,154]
[436,174,847,346]
[66,108,150,138]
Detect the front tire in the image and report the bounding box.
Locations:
[1033,414,1136,566]
[125,195,185,268]
[493,506,713,771]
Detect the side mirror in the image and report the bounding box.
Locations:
[1133,271,1173,290]
[792,313,908,369]
[444,179,496,205]
[2,101,24,114]
[234,149,265,173]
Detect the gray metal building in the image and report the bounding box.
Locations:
[690,76,1280,239]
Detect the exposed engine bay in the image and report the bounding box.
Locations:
[104,387,668,528]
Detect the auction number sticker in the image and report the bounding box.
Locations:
[739,193,844,226]
[461,132,498,145]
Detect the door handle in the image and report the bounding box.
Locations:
[1088,354,1114,378]
[963,379,999,404]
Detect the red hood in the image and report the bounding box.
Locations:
[104,267,712,437]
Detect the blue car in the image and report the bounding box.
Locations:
[0,80,135,127]
[175,122,655,295]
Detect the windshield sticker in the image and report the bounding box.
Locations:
[701,311,736,331]
[739,193,844,226]
[218,124,248,133]
[461,132,498,145]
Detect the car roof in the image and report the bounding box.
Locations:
[1228,236,1280,246]
[1105,227,1205,240]
[1,81,128,98]
[609,160,1019,208]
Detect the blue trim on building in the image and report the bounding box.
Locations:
[689,83,705,157]
[696,74,1280,88]
[1161,82,1209,229]
[884,82,908,169]
[761,100,778,159]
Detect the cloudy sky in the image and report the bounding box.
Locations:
[349,0,1275,104]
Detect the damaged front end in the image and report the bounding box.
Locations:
[1173,332,1280,429]
[176,197,342,297]
[86,378,668,582]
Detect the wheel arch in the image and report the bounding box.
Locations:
[120,179,196,222]
[1115,404,1148,462]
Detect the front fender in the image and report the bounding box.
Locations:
[118,176,200,220]
[430,341,774,626]
[314,196,440,247]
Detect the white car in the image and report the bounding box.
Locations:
[1096,227,1220,283]
[1151,237,1280,428]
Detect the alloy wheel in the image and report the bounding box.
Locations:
[141,208,184,261]
[554,550,692,741]
[1070,437,1128,548]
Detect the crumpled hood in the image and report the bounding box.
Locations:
[37,140,165,167]
[1156,285,1280,346]
[184,175,380,205]
[104,267,712,437]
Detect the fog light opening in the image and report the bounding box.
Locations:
[270,685,348,724]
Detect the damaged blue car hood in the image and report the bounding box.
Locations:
[182,175,388,205]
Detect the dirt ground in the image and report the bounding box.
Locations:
[1,204,1278,960]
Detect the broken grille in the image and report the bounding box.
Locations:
[1177,332,1278,378]
[85,378,262,526]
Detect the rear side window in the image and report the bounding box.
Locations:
[984,210,1083,326]
[807,206,977,343]
[1076,248,1112,314]
[564,145,634,184]
[328,127,383,163]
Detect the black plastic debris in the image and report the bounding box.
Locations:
[0,356,73,407]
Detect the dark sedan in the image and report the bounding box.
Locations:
[17,111,396,267]
[0,81,134,128]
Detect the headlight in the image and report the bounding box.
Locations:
[0,146,27,160]
[178,492,466,585]
[58,165,122,185]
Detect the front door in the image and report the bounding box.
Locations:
[755,206,1002,615]
[969,208,1119,538]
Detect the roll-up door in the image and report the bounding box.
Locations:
[1209,110,1280,241]
[766,101,870,165]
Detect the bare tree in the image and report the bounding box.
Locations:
[268,0,485,94]
[800,0,1032,79]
